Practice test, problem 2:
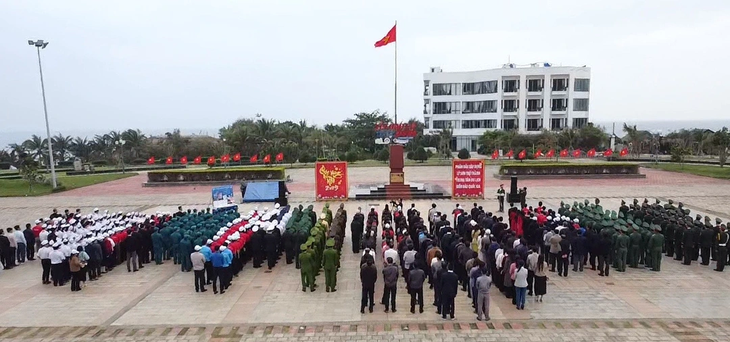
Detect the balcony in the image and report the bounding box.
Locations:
[526,108,543,115]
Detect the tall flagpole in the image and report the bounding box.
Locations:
[394,20,398,124]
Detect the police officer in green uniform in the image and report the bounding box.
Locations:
[649,225,664,271]
[628,223,642,268]
[616,226,630,272]
[299,243,315,292]
[322,238,339,292]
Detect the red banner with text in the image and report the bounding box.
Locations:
[452,160,485,199]
[315,161,349,201]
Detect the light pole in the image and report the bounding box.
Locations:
[116,139,126,173]
[28,39,57,188]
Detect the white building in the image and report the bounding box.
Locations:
[422,63,591,152]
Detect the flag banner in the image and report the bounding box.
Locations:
[560,149,568,158]
[250,154,258,163]
[275,152,284,162]
[572,149,581,158]
[452,160,485,199]
[147,157,155,165]
[604,149,613,157]
[517,150,526,160]
[221,154,230,163]
[374,24,396,47]
[263,154,271,163]
[207,156,216,166]
[505,150,514,158]
[315,161,348,200]
[166,156,173,165]
[193,156,202,164]
[546,149,555,158]
[587,148,596,158]
[534,149,543,158]
[620,147,629,157]
[233,153,241,162]
[180,156,188,164]
[491,150,499,160]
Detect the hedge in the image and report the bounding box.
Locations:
[66,165,185,176]
[499,162,641,176]
[147,166,286,183]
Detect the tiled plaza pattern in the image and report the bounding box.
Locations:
[2,165,730,341]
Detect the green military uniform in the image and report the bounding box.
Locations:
[299,244,315,292]
[628,225,642,268]
[322,238,339,292]
[649,226,665,271]
[616,228,630,272]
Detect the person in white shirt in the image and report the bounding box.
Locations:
[13,226,27,263]
[383,242,399,267]
[49,243,66,286]
[39,227,49,244]
[37,241,53,284]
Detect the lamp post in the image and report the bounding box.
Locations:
[116,139,126,173]
[28,39,57,188]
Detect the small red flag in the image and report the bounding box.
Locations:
[250,154,258,163]
[505,150,514,158]
[572,149,582,158]
[374,24,396,48]
[193,156,202,164]
[620,147,629,157]
[263,154,271,163]
[559,149,568,158]
[180,156,188,164]
[275,152,284,162]
[587,148,596,158]
[534,149,543,158]
[207,156,216,166]
[546,149,555,158]
[517,150,526,160]
[166,156,173,165]
[233,153,241,162]
[221,154,230,163]
[147,156,155,165]
[491,150,499,160]
[603,149,614,157]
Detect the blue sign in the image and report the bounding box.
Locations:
[212,185,234,202]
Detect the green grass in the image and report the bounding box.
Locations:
[643,163,730,179]
[0,173,138,197]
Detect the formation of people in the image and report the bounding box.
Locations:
[294,203,345,292]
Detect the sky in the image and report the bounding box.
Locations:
[1,0,730,145]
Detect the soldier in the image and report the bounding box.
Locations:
[264,224,279,271]
[351,208,365,254]
[683,225,694,265]
[322,238,339,292]
[699,225,715,266]
[616,227,630,272]
[628,224,641,268]
[673,222,684,261]
[299,243,315,292]
[179,234,193,272]
[151,228,164,265]
[716,225,728,272]
[649,225,664,271]
[665,218,675,258]
[712,218,722,262]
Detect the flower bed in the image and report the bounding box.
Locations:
[497,162,643,178]
[147,166,286,183]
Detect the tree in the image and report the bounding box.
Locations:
[375,148,390,162]
[413,147,428,162]
[69,137,92,162]
[121,129,147,159]
[19,157,45,193]
[345,151,359,163]
[712,127,730,167]
[22,134,47,162]
[578,123,608,150]
[457,148,470,159]
[51,134,72,161]
[670,145,691,166]
[437,127,453,158]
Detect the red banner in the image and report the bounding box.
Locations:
[315,162,348,201]
[452,160,485,199]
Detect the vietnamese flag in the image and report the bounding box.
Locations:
[620,147,629,157]
[546,149,555,158]
[233,153,241,162]
[491,150,499,160]
[275,152,284,162]
[587,148,596,158]
[180,156,188,164]
[147,156,155,165]
[263,154,271,163]
[505,150,514,158]
[221,154,230,163]
[517,149,526,160]
[560,149,569,158]
[534,149,543,158]
[207,156,216,166]
[572,149,582,158]
[603,149,614,157]
[374,24,396,48]
[250,154,258,163]
[166,156,173,165]
[193,156,202,164]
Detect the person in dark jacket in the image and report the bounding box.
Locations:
[360,259,377,313]
[408,264,426,313]
[558,233,571,277]
[700,227,715,265]
[439,263,459,320]
[87,240,103,281]
[382,257,399,312]
[351,208,365,254]
[250,228,264,268]
[572,232,587,272]
[0,230,10,269]
[597,235,612,277]
[683,226,694,265]
[125,230,140,272]
[23,224,36,261]
[264,228,279,271]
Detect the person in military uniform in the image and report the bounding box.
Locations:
[628,223,642,268]
[649,225,664,271]
[151,228,164,265]
[322,238,339,292]
[683,224,694,265]
[716,224,729,272]
[299,243,315,292]
[616,226,630,272]
[664,217,675,258]
[674,221,684,261]
[700,223,715,266]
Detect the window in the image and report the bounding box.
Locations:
[433,83,457,96]
[424,117,430,129]
[423,99,430,114]
[502,119,518,130]
[462,119,497,129]
[433,120,448,129]
[463,100,497,113]
[551,98,567,111]
[527,119,542,131]
[551,118,566,130]
[551,78,568,91]
[573,118,588,128]
[574,78,590,92]
[462,81,497,95]
[573,99,589,111]
[423,80,430,95]
[503,79,519,93]
[527,79,543,92]
[502,100,518,112]
[433,102,460,114]
[527,99,543,112]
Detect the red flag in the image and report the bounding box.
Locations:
[517,149,526,160]
[559,149,568,158]
[603,149,614,157]
[620,147,629,157]
[147,156,155,165]
[263,154,271,163]
[193,156,202,164]
[233,153,241,162]
[250,154,258,163]
[533,149,543,158]
[275,152,284,162]
[221,154,230,163]
[180,156,188,164]
[546,149,555,158]
[374,24,396,48]
[505,150,514,158]
[491,150,499,160]
[587,148,596,158]
[572,149,582,158]
[166,156,173,165]
[207,156,216,166]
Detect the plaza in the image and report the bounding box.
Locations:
[2,165,730,341]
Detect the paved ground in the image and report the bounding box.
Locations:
[2,165,730,341]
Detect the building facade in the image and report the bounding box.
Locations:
[422,64,591,152]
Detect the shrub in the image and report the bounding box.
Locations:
[458,148,471,159]
[92,160,108,166]
[413,147,428,162]
[406,151,415,160]
[57,161,74,168]
[375,148,389,162]
[345,151,359,163]
[132,158,148,165]
[0,162,10,170]
[299,153,316,163]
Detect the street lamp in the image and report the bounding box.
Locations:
[28,39,56,188]
[116,139,126,173]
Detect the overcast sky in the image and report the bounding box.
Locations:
[1,0,729,138]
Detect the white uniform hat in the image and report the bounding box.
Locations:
[385,223,391,229]
[94,208,99,212]
[227,222,233,228]
[206,239,213,245]
[220,246,227,251]
[194,245,202,251]
[252,226,259,232]
[470,220,477,226]
[547,216,552,220]
[320,213,326,220]
[41,240,48,246]
[573,218,579,223]
[274,203,280,209]
[71,250,79,254]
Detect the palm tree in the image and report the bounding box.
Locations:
[253,118,278,150]
[52,133,73,161]
[92,134,113,160]
[121,129,146,159]
[70,137,92,162]
[8,143,27,162]
[22,135,48,162]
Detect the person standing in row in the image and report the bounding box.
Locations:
[382,257,399,312]
[475,268,491,321]
[440,264,458,320]
[497,185,505,213]
[190,245,207,293]
[533,254,548,302]
[716,225,729,272]
[360,259,377,313]
[513,260,529,310]
[38,240,52,284]
[210,246,225,294]
[13,226,26,264]
[408,264,426,314]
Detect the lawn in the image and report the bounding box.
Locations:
[0,173,138,197]
[643,163,730,179]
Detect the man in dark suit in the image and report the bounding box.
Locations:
[439,263,459,320]
[360,259,378,313]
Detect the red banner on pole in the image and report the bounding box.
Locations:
[451,160,485,199]
[315,161,348,201]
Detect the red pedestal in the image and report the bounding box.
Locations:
[387,145,411,199]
